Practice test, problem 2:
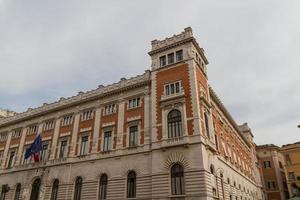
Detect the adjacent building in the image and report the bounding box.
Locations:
[0,109,16,119]
[281,142,300,197]
[0,27,263,200]
[257,144,289,200]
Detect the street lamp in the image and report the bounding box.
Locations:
[298,124,300,128]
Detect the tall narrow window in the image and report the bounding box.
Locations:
[30,178,41,200]
[204,113,210,138]
[167,53,174,64]
[171,164,185,195]
[167,110,182,138]
[51,179,59,200]
[127,171,136,198]
[80,136,89,156]
[14,183,21,200]
[176,50,183,61]
[40,143,49,161]
[1,184,9,200]
[7,150,15,168]
[160,55,166,67]
[59,140,68,158]
[103,132,112,152]
[129,126,138,147]
[74,177,82,200]
[99,174,108,200]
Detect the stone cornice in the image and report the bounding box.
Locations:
[0,70,151,128]
[209,86,252,148]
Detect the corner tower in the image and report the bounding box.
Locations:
[149,27,215,145]
[148,27,217,199]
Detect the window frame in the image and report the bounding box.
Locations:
[170,163,185,196]
[80,136,89,156]
[99,174,108,200]
[127,171,136,198]
[167,109,183,139]
[51,179,59,200]
[103,131,112,152]
[74,177,82,200]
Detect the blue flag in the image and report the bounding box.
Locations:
[25,134,43,160]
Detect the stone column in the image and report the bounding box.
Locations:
[49,117,61,160]
[69,112,80,157]
[91,107,101,153]
[1,131,12,168]
[116,99,125,149]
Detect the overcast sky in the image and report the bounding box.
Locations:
[0,0,299,146]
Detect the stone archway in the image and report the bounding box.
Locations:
[30,178,41,200]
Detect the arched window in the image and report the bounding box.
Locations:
[74,177,82,200]
[204,112,210,138]
[14,183,21,200]
[99,174,108,200]
[127,171,136,198]
[30,178,41,200]
[171,164,185,195]
[50,179,59,200]
[167,110,182,138]
[0,184,9,200]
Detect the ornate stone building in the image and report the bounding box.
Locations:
[0,109,16,119]
[281,142,300,197]
[0,27,263,200]
[256,144,289,200]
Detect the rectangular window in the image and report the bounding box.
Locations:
[165,81,181,96]
[103,131,112,152]
[62,115,73,126]
[129,126,138,147]
[59,140,68,158]
[23,147,32,164]
[128,97,140,109]
[12,129,22,138]
[44,120,55,131]
[263,161,271,168]
[104,104,116,115]
[176,50,183,61]
[0,132,8,142]
[80,136,89,156]
[160,55,166,67]
[285,154,292,165]
[167,53,175,64]
[82,110,93,121]
[7,150,16,168]
[27,125,38,135]
[40,143,49,161]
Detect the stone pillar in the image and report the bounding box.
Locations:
[49,117,61,160]
[1,131,12,168]
[16,128,27,166]
[143,92,150,144]
[91,107,101,153]
[69,112,80,157]
[116,100,125,149]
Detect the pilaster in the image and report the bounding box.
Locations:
[69,112,80,157]
[49,118,61,160]
[16,128,27,166]
[116,99,125,149]
[1,131,12,169]
[91,107,101,153]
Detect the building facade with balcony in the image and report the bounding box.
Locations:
[0,28,263,200]
[281,142,300,198]
[256,144,289,200]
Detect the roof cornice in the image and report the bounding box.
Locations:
[0,71,151,128]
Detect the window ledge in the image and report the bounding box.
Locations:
[161,92,185,103]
